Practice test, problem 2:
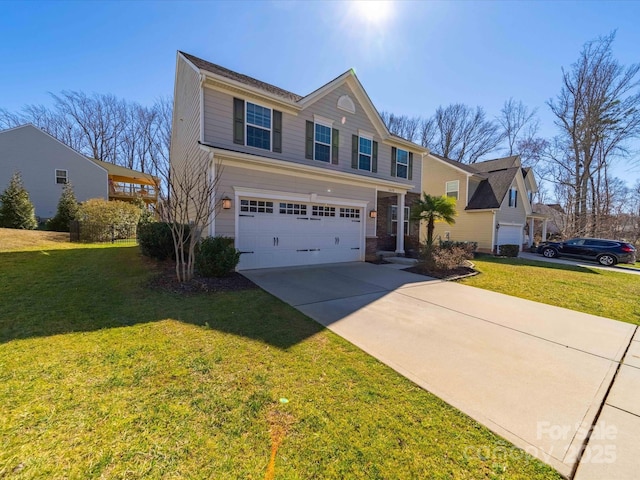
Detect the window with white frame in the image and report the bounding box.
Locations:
[314,123,332,162]
[390,205,410,236]
[246,102,271,150]
[55,169,68,184]
[358,136,372,171]
[445,180,459,200]
[396,148,409,179]
[508,188,518,207]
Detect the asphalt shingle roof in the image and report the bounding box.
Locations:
[466,167,519,210]
[432,154,522,210]
[180,52,303,102]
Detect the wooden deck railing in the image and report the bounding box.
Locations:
[109,182,158,201]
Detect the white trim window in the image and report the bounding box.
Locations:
[55,169,68,184]
[246,102,271,150]
[508,188,518,208]
[358,136,372,171]
[314,123,332,162]
[396,148,409,179]
[445,180,459,199]
[390,205,410,236]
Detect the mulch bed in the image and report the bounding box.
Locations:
[146,259,258,294]
[405,265,477,280]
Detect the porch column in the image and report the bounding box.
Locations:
[528,219,535,247]
[542,219,548,242]
[395,192,405,255]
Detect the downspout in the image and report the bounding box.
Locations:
[491,210,497,254]
[199,74,206,144]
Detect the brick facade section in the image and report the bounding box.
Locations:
[375,193,420,257]
[365,237,378,261]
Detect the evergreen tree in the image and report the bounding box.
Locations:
[47,182,79,232]
[0,171,37,229]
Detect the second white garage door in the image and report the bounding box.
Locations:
[497,224,523,250]
[236,197,364,270]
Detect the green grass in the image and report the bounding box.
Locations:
[0,245,560,479]
[461,256,640,325]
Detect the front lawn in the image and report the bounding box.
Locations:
[461,256,640,325]
[0,244,560,479]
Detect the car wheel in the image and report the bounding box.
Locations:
[597,254,616,266]
[542,247,557,258]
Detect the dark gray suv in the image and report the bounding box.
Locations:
[537,238,637,266]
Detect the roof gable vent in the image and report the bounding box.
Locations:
[337,94,356,114]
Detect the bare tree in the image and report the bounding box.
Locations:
[547,32,640,236]
[498,98,538,156]
[380,111,421,142]
[422,104,504,163]
[1,92,171,179]
[155,153,222,282]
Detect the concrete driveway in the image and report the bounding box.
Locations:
[520,251,640,276]
[243,262,639,479]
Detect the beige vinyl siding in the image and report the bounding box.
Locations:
[430,211,494,252]
[214,164,376,238]
[203,83,421,193]
[421,156,493,251]
[170,55,210,220]
[0,125,108,219]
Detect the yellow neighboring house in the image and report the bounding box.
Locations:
[422,154,547,253]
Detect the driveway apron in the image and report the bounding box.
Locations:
[242,262,637,478]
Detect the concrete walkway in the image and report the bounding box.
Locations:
[243,262,638,479]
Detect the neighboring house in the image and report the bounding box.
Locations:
[90,158,159,208]
[170,51,428,270]
[422,154,547,253]
[0,124,108,220]
[0,124,160,220]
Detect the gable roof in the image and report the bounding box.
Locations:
[466,167,519,210]
[89,158,158,185]
[429,153,531,210]
[180,52,303,102]
[179,51,428,153]
[470,155,520,173]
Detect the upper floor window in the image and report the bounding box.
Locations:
[396,149,409,179]
[314,123,332,162]
[528,190,533,204]
[445,180,459,200]
[55,169,68,184]
[358,136,372,171]
[246,102,271,150]
[508,188,518,208]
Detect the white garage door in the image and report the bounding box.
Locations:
[236,197,363,270]
[497,225,523,250]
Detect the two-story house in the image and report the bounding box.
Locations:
[422,153,548,253]
[170,52,428,270]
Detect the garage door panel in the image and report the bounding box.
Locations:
[497,225,523,251]
[237,196,363,270]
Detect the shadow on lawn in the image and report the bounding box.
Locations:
[0,247,324,348]
[474,253,602,275]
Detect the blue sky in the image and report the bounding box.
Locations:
[2,0,640,186]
